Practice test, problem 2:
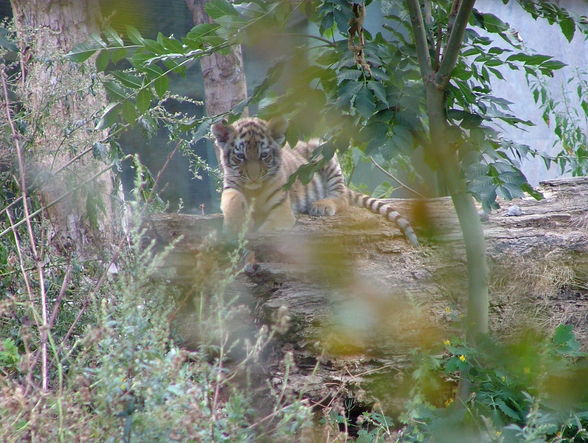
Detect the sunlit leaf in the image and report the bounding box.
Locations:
[125,25,144,45]
[104,27,124,47]
[205,0,238,19]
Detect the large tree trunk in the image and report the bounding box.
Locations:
[185,0,248,161]
[10,0,116,256]
[145,177,588,412]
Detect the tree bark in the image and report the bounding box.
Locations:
[145,177,588,410]
[10,0,116,256]
[185,0,248,161]
[406,0,488,348]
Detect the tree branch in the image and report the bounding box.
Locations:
[437,0,476,88]
[406,0,433,79]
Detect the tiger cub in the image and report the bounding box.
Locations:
[211,117,419,246]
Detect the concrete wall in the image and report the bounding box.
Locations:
[475,0,588,185]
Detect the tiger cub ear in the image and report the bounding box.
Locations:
[211,119,236,149]
[268,117,288,145]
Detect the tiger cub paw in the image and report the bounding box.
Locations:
[309,199,337,216]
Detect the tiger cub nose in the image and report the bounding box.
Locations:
[245,161,262,181]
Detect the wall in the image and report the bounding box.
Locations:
[475,0,588,185]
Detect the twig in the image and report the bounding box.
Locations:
[48,262,72,328]
[5,209,40,394]
[446,0,462,47]
[26,261,72,386]
[369,156,426,198]
[280,33,336,47]
[0,196,23,220]
[2,67,49,391]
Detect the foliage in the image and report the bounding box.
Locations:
[528,69,588,176]
[401,325,588,442]
[70,0,588,211]
[0,26,311,438]
[0,188,312,441]
[3,1,588,442]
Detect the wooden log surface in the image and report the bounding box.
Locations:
[144,177,588,408]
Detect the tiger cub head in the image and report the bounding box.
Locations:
[212,117,288,186]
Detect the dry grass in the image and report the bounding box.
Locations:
[489,255,578,339]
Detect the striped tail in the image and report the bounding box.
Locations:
[347,190,419,247]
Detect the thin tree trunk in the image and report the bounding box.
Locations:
[406,0,485,402]
[10,0,117,256]
[185,0,248,161]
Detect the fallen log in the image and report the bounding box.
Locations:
[144,177,588,412]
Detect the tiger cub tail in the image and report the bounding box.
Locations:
[347,189,419,247]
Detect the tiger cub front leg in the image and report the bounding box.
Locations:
[221,188,250,236]
[310,198,348,216]
[257,196,296,232]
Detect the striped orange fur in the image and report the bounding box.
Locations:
[212,117,419,246]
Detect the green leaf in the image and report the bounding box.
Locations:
[475,11,509,33]
[95,50,110,71]
[387,125,413,155]
[142,38,165,54]
[136,87,152,114]
[285,162,323,188]
[125,25,144,45]
[110,47,128,64]
[67,40,103,62]
[488,67,504,80]
[333,8,352,33]
[495,399,521,420]
[553,324,574,346]
[520,183,543,200]
[112,72,142,89]
[154,75,169,97]
[160,36,184,53]
[367,81,388,106]
[96,103,120,130]
[540,60,566,71]
[337,81,362,107]
[506,53,552,65]
[462,47,481,57]
[104,81,127,101]
[354,86,375,119]
[559,15,575,42]
[0,338,20,368]
[193,118,212,141]
[104,27,124,47]
[122,100,137,124]
[185,23,220,43]
[205,0,238,19]
[234,2,265,17]
[336,69,361,83]
[551,324,585,356]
